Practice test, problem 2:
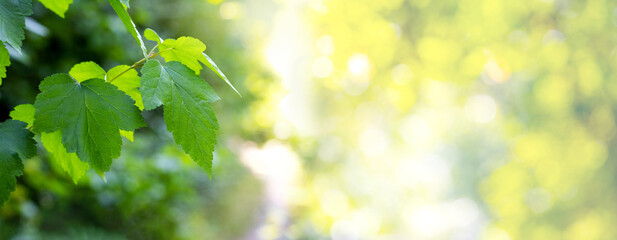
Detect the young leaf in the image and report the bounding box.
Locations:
[203,52,240,96]
[0,44,10,84]
[140,60,219,175]
[119,130,134,142]
[0,0,33,52]
[159,37,208,74]
[144,28,162,45]
[33,74,145,174]
[107,0,147,57]
[158,37,240,96]
[0,120,36,205]
[9,104,35,129]
[37,0,73,18]
[106,65,144,110]
[41,131,90,183]
[69,61,106,82]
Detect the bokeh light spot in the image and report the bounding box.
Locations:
[219,2,242,20]
[465,95,497,124]
[312,56,334,78]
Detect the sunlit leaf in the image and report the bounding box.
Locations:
[106,65,144,110]
[119,130,134,142]
[158,37,239,95]
[159,37,208,74]
[0,43,9,84]
[37,0,73,18]
[41,131,90,183]
[9,104,35,129]
[69,61,106,82]
[144,28,162,45]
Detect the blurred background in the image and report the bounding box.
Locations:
[1,0,617,239]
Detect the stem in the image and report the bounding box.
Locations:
[108,48,171,83]
[148,44,159,57]
[108,60,145,83]
[150,48,171,58]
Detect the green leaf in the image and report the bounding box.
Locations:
[144,28,162,45]
[0,43,10,84]
[203,52,240,96]
[10,104,35,129]
[0,0,33,52]
[106,65,144,110]
[0,120,36,205]
[70,63,142,142]
[140,60,219,175]
[33,74,145,174]
[72,63,142,142]
[159,37,208,74]
[69,61,106,83]
[41,131,90,183]
[140,60,220,109]
[107,0,147,57]
[37,0,72,18]
[12,104,90,183]
[0,120,34,161]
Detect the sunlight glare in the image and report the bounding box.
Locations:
[316,35,335,55]
[219,2,242,20]
[320,190,350,218]
[347,53,370,75]
[312,56,334,78]
[465,95,497,124]
[392,63,413,85]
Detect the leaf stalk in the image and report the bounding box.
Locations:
[108,47,171,83]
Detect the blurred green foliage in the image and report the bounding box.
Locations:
[287,0,617,239]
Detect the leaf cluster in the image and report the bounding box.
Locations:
[0,0,238,205]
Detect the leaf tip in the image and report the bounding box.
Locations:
[98,173,107,183]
